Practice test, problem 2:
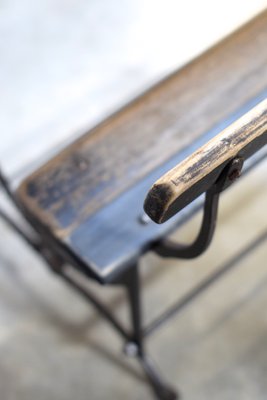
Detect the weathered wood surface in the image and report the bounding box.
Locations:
[17,11,267,239]
[144,100,267,223]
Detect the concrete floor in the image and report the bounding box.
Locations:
[1,160,267,400]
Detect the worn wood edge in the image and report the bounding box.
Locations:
[16,10,267,235]
[144,99,267,223]
[17,11,267,192]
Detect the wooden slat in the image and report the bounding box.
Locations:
[17,11,267,238]
[144,100,267,223]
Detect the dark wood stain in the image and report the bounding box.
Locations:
[17,11,267,238]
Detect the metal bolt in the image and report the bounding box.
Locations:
[228,168,241,181]
[227,157,243,182]
[123,342,139,357]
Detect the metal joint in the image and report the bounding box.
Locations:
[154,157,243,259]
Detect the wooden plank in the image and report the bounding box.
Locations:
[68,104,267,282]
[16,11,267,238]
[28,92,267,283]
[144,100,267,223]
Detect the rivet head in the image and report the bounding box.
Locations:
[227,157,243,182]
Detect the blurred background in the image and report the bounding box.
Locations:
[1,1,267,399]
[1,0,267,177]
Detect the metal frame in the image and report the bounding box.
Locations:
[0,156,265,400]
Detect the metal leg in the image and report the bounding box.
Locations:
[57,267,130,341]
[123,264,143,353]
[0,180,179,399]
[123,264,178,400]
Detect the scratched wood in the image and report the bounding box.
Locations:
[144,100,267,223]
[17,11,267,238]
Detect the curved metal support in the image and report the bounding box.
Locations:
[154,187,220,259]
[154,157,244,259]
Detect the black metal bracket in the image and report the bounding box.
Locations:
[154,157,244,259]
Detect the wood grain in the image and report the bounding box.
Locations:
[16,11,267,237]
[144,100,267,223]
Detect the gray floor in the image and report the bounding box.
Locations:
[1,160,267,400]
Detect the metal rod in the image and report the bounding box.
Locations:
[0,170,21,210]
[0,207,41,252]
[124,264,144,352]
[138,354,178,400]
[59,269,131,341]
[144,228,267,337]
